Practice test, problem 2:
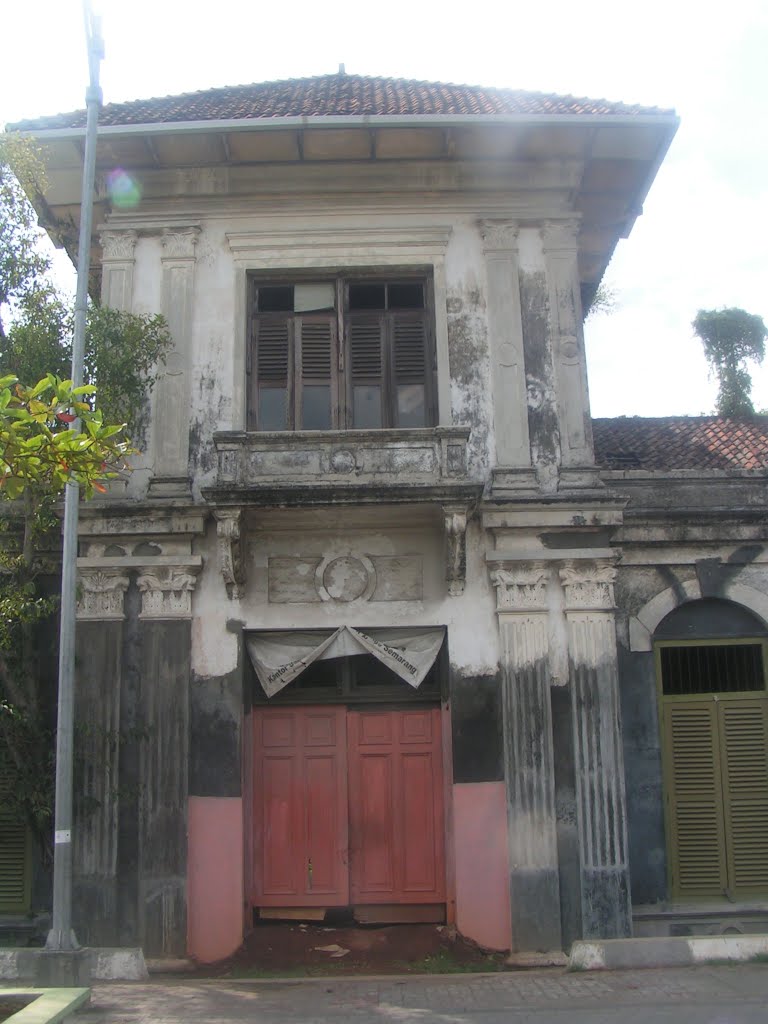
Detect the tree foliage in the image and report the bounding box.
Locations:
[692,307,767,417]
[0,135,49,339]
[0,373,132,499]
[1,286,171,438]
[0,137,171,861]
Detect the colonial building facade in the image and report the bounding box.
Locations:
[7,75,768,961]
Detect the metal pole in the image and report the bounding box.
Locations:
[46,1,103,953]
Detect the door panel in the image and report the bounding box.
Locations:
[348,708,445,905]
[719,699,768,894]
[253,707,348,906]
[663,696,768,899]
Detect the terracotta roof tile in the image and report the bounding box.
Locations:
[9,73,673,131]
[593,417,768,471]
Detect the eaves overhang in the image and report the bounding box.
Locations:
[12,110,681,140]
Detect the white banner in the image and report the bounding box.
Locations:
[246,625,445,698]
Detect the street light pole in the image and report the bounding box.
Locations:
[46,0,103,953]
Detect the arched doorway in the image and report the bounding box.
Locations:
[655,598,768,901]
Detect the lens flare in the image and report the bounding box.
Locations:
[106,168,142,209]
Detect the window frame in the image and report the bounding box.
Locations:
[246,269,437,432]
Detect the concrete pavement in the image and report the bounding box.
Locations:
[72,963,768,1023]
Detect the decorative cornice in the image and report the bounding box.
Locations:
[214,509,246,600]
[559,560,617,611]
[490,563,549,612]
[480,219,520,255]
[77,569,130,621]
[137,567,199,619]
[99,229,138,261]
[160,226,200,260]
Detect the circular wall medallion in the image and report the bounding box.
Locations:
[330,448,357,474]
[316,554,376,602]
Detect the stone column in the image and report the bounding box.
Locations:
[481,221,536,493]
[491,563,562,953]
[135,565,199,955]
[99,230,137,311]
[150,226,200,497]
[541,221,599,489]
[73,568,129,945]
[559,560,631,938]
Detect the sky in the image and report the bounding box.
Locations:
[2,0,767,417]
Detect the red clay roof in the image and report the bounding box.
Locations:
[9,73,673,131]
[593,417,768,471]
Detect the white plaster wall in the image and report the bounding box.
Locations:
[122,200,521,496]
[190,515,499,684]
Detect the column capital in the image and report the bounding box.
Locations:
[490,561,549,612]
[77,568,130,620]
[137,566,200,619]
[559,559,617,611]
[160,226,201,260]
[480,219,520,255]
[99,229,138,261]
[541,218,580,252]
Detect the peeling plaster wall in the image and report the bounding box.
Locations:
[190,513,500,685]
[445,222,494,476]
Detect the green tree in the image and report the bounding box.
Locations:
[0,374,133,851]
[692,307,767,417]
[0,135,49,340]
[0,138,171,857]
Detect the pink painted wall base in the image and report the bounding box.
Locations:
[452,782,511,951]
[187,796,244,963]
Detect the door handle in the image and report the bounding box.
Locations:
[307,858,313,890]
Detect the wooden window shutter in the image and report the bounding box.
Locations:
[255,317,291,383]
[719,698,768,895]
[393,313,427,383]
[392,312,429,427]
[349,316,384,378]
[297,316,336,429]
[663,701,728,899]
[251,316,292,430]
[0,760,31,913]
[348,315,385,428]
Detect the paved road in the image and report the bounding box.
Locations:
[74,964,768,1023]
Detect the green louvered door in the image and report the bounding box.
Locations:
[0,758,32,913]
[663,696,768,900]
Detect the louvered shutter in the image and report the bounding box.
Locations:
[663,701,728,899]
[719,698,768,895]
[252,317,291,430]
[349,315,385,428]
[392,313,428,427]
[0,758,31,913]
[297,317,335,430]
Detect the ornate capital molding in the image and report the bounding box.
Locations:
[77,569,130,620]
[541,218,580,252]
[137,567,199,619]
[160,226,200,260]
[480,219,520,255]
[214,509,246,600]
[99,229,138,262]
[490,563,549,612]
[559,560,617,611]
[443,505,469,597]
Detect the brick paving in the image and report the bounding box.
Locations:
[70,964,768,1023]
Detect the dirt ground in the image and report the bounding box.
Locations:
[199,921,508,977]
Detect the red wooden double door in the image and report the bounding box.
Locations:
[252,706,446,912]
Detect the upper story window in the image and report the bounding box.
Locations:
[247,273,436,431]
